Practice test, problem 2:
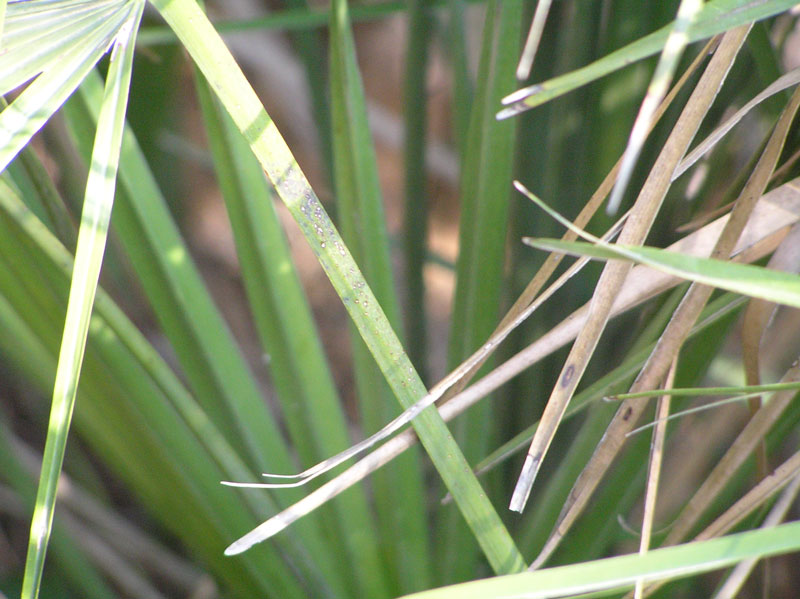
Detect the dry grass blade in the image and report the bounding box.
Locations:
[227,51,732,492]
[673,66,800,181]
[772,146,800,182]
[232,213,628,491]
[695,451,800,543]
[711,474,800,599]
[634,361,676,599]
[518,182,800,348]
[515,0,553,80]
[662,359,800,547]
[529,26,798,567]
[441,38,714,404]
[664,87,800,548]
[741,221,800,479]
[510,26,752,515]
[741,221,800,382]
[152,0,525,570]
[638,450,800,598]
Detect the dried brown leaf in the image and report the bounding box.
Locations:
[512,25,752,515]
[530,54,800,570]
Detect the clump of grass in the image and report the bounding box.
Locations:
[1,1,799,598]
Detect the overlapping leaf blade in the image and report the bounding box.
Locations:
[16,3,144,597]
[499,0,797,117]
[328,0,429,591]
[150,0,526,575]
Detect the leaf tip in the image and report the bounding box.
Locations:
[496,103,529,121]
[509,454,540,512]
[224,541,247,556]
[502,84,541,105]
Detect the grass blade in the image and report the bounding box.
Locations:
[194,66,379,597]
[498,0,795,118]
[328,0,429,590]
[527,81,800,568]
[638,450,800,597]
[65,69,295,482]
[526,237,800,310]
[442,0,523,580]
[0,418,116,599]
[515,0,553,80]
[673,66,800,181]
[402,0,433,383]
[633,361,674,599]
[62,70,349,592]
[709,473,800,599]
[445,0,473,158]
[660,360,800,548]
[508,26,750,514]
[399,521,800,599]
[245,162,799,540]
[0,175,317,597]
[278,0,334,181]
[605,0,703,215]
[20,4,143,597]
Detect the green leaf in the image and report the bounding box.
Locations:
[498,0,798,117]
[525,236,800,310]
[194,67,375,598]
[443,0,523,582]
[20,4,144,597]
[62,70,341,593]
[328,0,429,592]
[0,169,310,599]
[150,0,526,573]
[65,70,293,484]
[402,0,434,383]
[399,521,800,599]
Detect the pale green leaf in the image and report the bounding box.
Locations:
[20,4,143,598]
[499,0,797,118]
[400,521,800,599]
[525,236,800,310]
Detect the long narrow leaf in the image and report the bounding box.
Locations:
[442,0,523,580]
[1,0,126,93]
[498,0,796,118]
[402,0,433,383]
[673,67,800,180]
[65,70,294,489]
[399,521,800,599]
[194,69,372,598]
[526,237,800,310]
[61,70,344,593]
[0,3,131,172]
[605,0,703,215]
[0,176,314,598]
[328,0,428,591]
[508,27,751,514]
[149,0,526,573]
[20,5,143,597]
